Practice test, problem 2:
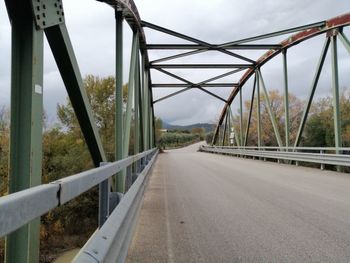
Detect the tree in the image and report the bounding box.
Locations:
[304,92,350,147]
[233,90,303,146]
[57,75,117,160]
[191,127,205,140]
[40,75,124,257]
[154,117,162,144]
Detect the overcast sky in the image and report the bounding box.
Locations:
[0,0,349,125]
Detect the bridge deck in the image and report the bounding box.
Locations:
[127,142,350,262]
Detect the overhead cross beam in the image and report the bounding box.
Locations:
[142,20,256,64]
[146,21,326,64]
[146,44,282,50]
[153,68,229,103]
[152,83,238,88]
[150,64,254,69]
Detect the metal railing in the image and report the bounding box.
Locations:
[0,148,158,261]
[200,145,350,168]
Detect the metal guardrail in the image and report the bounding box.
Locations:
[211,146,350,151]
[0,148,158,240]
[200,146,350,167]
[73,150,158,263]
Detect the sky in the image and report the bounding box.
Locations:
[0,0,349,125]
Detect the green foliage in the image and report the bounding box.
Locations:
[304,93,350,147]
[57,75,118,161]
[159,132,199,149]
[155,117,162,144]
[206,132,214,144]
[40,75,121,257]
[191,127,205,140]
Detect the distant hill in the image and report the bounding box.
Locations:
[162,122,215,133]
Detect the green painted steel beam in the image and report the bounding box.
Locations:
[256,71,262,148]
[150,87,156,147]
[220,21,325,46]
[282,50,290,147]
[339,31,350,54]
[134,52,140,159]
[200,68,245,83]
[257,69,283,147]
[244,76,256,146]
[120,32,138,193]
[150,64,253,69]
[146,44,282,50]
[239,88,243,147]
[45,24,107,166]
[222,112,228,146]
[152,83,238,88]
[148,21,325,64]
[331,35,342,154]
[228,107,241,147]
[147,70,153,148]
[228,109,232,145]
[293,37,330,147]
[195,87,228,103]
[138,54,145,153]
[141,20,255,64]
[5,0,43,262]
[115,10,124,191]
[153,87,193,104]
[143,69,150,150]
[123,31,138,157]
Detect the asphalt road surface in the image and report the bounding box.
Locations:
[127,142,350,262]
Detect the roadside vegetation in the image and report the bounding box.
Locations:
[157,126,205,149]
[228,89,350,147]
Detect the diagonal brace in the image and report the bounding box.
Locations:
[45,23,107,166]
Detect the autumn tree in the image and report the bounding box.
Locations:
[304,92,350,147]
[232,90,303,146]
[191,127,205,140]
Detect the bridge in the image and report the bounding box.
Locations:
[0,0,350,262]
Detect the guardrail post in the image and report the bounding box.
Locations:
[126,165,133,191]
[320,150,325,170]
[99,162,110,228]
[295,149,299,166]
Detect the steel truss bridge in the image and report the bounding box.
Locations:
[1,0,350,262]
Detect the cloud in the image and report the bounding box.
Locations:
[0,0,349,126]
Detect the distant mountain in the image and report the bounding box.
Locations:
[162,122,215,133]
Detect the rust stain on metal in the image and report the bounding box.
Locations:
[326,13,350,28]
